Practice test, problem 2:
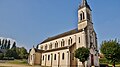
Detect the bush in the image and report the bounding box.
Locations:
[99,58,120,65]
[0,53,4,60]
[99,58,108,64]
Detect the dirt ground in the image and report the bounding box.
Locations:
[0,63,41,67]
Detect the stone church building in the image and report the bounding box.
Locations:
[28,0,99,67]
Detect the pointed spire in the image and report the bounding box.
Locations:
[79,0,91,10]
[81,0,87,6]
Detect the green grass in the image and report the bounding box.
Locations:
[99,58,120,67]
[108,64,120,67]
[6,59,28,64]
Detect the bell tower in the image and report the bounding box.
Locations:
[78,0,92,30]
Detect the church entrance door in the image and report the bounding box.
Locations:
[91,54,94,66]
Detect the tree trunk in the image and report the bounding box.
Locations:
[82,62,85,67]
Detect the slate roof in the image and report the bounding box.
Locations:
[29,48,44,53]
[40,28,83,44]
[34,48,44,53]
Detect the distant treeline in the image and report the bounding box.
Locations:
[0,39,16,49]
[0,38,28,60]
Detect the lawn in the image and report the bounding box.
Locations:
[6,59,28,65]
[99,58,120,67]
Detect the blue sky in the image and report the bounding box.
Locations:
[0,0,120,50]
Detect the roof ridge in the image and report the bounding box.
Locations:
[40,28,78,44]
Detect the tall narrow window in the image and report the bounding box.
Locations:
[68,37,72,45]
[70,38,72,44]
[68,39,70,45]
[49,43,52,50]
[54,54,56,60]
[83,12,85,20]
[61,41,62,46]
[61,39,65,47]
[48,55,50,61]
[45,45,47,50]
[55,42,56,48]
[79,37,80,43]
[63,40,65,46]
[80,14,82,21]
[55,41,58,48]
[62,53,64,60]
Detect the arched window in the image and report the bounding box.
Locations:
[61,41,62,47]
[63,39,65,46]
[62,53,64,60]
[45,45,47,50]
[49,43,52,50]
[80,11,85,21]
[61,39,65,47]
[41,46,43,50]
[70,37,72,44]
[55,41,58,48]
[68,37,72,45]
[68,39,70,45]
[80,13,83,21]
[54,54,56,60]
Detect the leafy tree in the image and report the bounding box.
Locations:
[1,39,5,49]
[10,47,28,59]
[100,40,120,67]
[0,53,4,60]
[19,47,28,59]
[2,39,4,45]
[75,47,90,67]
[4,39,8,49]
[4,49,18,59]
[4,49,14,57]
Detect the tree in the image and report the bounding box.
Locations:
[2,39,4,45]
[75,47,90,67]
[1,39,5,49]
[4,49,14,57]
[12,42,16,49]
[0,53,4,60]
[19,47,28,59]
[7,40,11,49]
[4,39,8,49]
[100,40,120,67]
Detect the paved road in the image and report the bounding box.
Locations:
[0,63,41,67]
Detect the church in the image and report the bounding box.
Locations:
[28,0,99,67]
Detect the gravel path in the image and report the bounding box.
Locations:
[0,63,41,67]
